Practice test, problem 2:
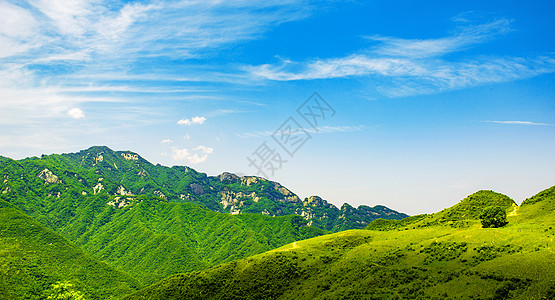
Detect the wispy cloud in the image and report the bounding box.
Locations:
[367,18,511,58]
[0,2,39,58]
[0,0,316,154]
[483,120,553,126]
[2,0,313,67]
[236,125,365,138]
[177,116,206,126]
[160,139,173,144]
[247,18,555,97]
[205,109,249,117]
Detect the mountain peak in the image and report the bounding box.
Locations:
[84,145,114,154]
[305,195,328,207]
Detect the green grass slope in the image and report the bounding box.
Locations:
[366,190,516,231]
[126,187,555,300]
[0,199,139,299]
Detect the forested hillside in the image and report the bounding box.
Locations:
[0,148,332,285]
[127,187,555,299]
[0,199,139,299]
[0,146,406,232]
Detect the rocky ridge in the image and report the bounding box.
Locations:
[0,146,408,231]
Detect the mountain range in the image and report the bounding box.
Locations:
[0,146,405,292]
[1,146,553,299]
[1,146,406,231]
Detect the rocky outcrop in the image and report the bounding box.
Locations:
[305,196,325,207]
[93,183,104,194]
[218,172,240,184]
[154,190,167,200]
[190,183,204,195]
[38,169,59,184]
[241,176,263,186]
[274,183,300,203]
[219,190,260,214]
[121,153,139,161]
[116,185,133,196]
[107,197,132,208]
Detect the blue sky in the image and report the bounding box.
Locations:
[1,0,554,214]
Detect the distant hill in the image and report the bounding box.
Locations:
[126,186,555,299]
[0,199,139,299]
[0,146,405,232]
[366,190,517,231]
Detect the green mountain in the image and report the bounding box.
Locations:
[0,146,405,232]
[0,148,336,285]
[0,199,139,299]
[126,186,555,300]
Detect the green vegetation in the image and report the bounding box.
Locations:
[365,190,516,231]
[0,146,406,233]
[127,186,555,300]
[0,199,138,299]
[2,146,554,299]
[1,187,326,286]
[45,281,86,300]
[480,206,508,228]
[0,148,328,286]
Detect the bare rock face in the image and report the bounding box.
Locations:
[274,183,301,203]
[93,183,104,194]
[117,185,133,196]
[218,172,240,184]
[121,153,139,161]
[190,183,204,195]
[306,196,325,207]
[38,169,59,184]
[240,176,263,186]
[219,190,260,213]
[107,197,133,208]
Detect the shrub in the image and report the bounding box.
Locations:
[480,206,508,228]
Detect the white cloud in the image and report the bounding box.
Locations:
[29,0,92,36]
[67,108,85,119]
[0,2,39,58]
[177,116,206,126]
[0,0,314,120]
[160,139,173,144]
[0,0,317,155]
[367,18,511,58]
[247,18,555,97]
[236,125,365,138]
[483,120,553,126]
[171,145,214,164]
[1,0,312,66]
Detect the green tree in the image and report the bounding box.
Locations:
[480,206,508,228]
[45,281,85,300]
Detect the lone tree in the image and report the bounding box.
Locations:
[480,206,508,228]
